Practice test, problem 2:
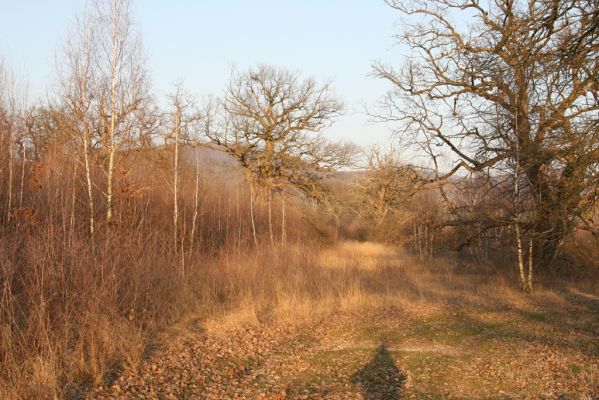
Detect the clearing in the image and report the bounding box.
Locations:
[89,242,599,399]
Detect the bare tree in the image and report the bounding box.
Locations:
[375,0,599,283]
[0,59,26,224]
[163,83,202,250]
[208,64,354,244]
[59,4,97,236]
[358,145,420,226]
[93,0,149,223]
[58,0,149,228]
[514,141,534,292]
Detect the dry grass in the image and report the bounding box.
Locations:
[86,240,599,399]
[0,155,596,399]
[200,240,599,336]
[0,153,309,399]
[2,213,597,400]
[318,241,400,271]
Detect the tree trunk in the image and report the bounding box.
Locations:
[6,125,13,222]
[281,190,286,245]
[18,142,25,209]
[69,155,77,245]
[83,126,95,237]
[249,181,258,249]
[173,111,180,249]
[268,188,274,245]
[189,149,200,256]
[236,174,241,252]
[429,226,434,263]
[515,223,527,290]
[526,236,533,293]
[106,0,119,224]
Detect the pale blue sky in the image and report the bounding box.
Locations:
[0,1,404,147]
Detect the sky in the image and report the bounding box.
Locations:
[0,0,405,148]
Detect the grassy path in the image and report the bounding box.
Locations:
[89,245,599,399]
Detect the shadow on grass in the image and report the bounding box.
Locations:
[352,344,405,399]
[351,263,599,356]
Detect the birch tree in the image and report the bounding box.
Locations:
[164,84,202,249]
[0,59,26,224]
[93,0,148,223]
[60,5,96,236]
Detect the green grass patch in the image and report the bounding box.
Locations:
[520,310,547,322]
[309,348,372,370]
[570,364,582,375]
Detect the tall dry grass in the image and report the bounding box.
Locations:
[0,147,315,399]
[2,217,598,399]
[1,149,597,399]
[198,240,599,343]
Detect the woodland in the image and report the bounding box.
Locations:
[0,0,597,398]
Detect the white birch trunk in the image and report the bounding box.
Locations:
[106,0,119,223]
[173,108,181,248]
[268,188,274,245]
[281,191,286,245]
[189,149,200,256]
[249,182,258,249]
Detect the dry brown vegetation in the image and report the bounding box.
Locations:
[1,187,597,399]
[87,242,599,399]
[0,0,598,398]
[0,139,332,398]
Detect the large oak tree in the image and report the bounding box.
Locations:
[376,0,598,281]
